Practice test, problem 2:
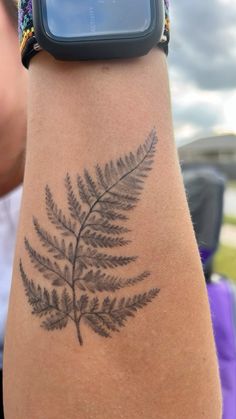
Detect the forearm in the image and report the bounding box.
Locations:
[4,50,221,419]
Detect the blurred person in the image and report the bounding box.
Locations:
[183,167,236,419]
[183,167,225,282]
[0,0,27,416]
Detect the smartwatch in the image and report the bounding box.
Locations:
[19,0,170,69]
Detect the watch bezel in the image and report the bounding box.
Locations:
[32,0,165,61]
[42,0,154,42]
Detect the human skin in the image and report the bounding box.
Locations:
[0,0,27,197]
[4,49,222,418]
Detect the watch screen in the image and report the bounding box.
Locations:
[44,0,152,39]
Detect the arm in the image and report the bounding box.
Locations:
[4,50,222,419]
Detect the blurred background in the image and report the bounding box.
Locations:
[169,0,236,281]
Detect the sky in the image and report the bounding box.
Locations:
[168,0,236,144]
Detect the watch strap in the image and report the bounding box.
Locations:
[18,0,38,68]
[19,0,170,68]
[161,0,170,55]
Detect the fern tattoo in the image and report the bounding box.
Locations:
[20,130,160,345]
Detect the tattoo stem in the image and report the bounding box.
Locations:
[76,316,83,346]
[71,233,82,344]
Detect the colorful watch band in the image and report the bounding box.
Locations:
[162,0,170,55]
[19,0,170,68]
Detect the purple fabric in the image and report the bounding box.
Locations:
[207,280,236,419]
[199,247,214,265]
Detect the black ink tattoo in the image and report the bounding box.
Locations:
[20,130,160,345]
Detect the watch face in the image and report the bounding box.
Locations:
[43,0,152,39]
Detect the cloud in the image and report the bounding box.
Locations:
[169,0,236,90]
[168,0,236,143]
[173,101,222,130]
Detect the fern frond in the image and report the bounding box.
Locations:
[77,295,89,313]
[108,191,139,204]
[20,130,159,344]
[82,288,159,338]
[96,313,120,332]
[77,248,136,270]
[86,220,130,236]
[84,169,100,199]
[45,185,77,237]
[83,314,111,338]
[102,296,117,312]
[51,289,59,309]
[19,261,72,320]
[81,230,129,249]
[89,297,99,312]
[77,175,92,207]
[42,312,69,330]
[80,129,157,227]
[116,157,129,177]
[20,260,46,311]
[24,238,71,286]
[99,199,136,211]
[110,289,160,327]
[61,288,73,313]
[77,270,151,293]
[95,164,108,190]
[33,217,74,262]
[65,174,84,224]
[94,210,128,221]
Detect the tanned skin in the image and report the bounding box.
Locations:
[4,48,222,419]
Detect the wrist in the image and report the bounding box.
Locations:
[27,48,173,154]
